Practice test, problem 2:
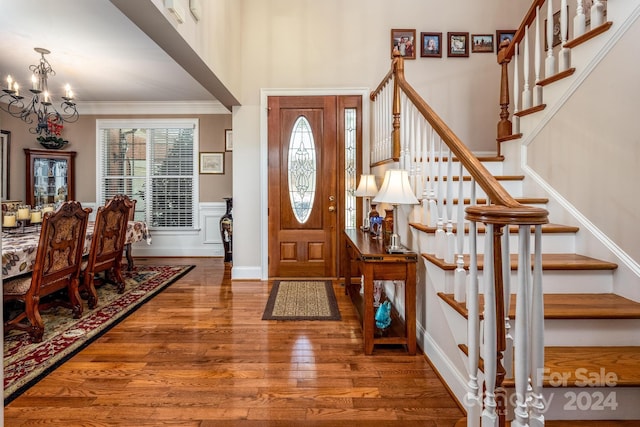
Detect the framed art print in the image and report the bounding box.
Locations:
[391,29,416,59]
[447,32,469,57]
[200,152,225,174]
[471,34,494,53]
[225,129,233,151]
[420,32,442,58]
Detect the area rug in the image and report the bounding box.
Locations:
[262,280,341,321]
[3,264,194,404]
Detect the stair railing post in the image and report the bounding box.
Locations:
[492,224,508,427]
[529,224,546,427]
[497,39,513,144]
[392,54,402,161]
[466,220,481,427]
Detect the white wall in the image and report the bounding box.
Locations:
[230,0,530,278]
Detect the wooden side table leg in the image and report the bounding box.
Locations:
[405,263,417,355]
[125,243,133,270]
[362,263,375,355]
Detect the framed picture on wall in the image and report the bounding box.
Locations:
[447,32,469,57]
[391,29,416,59]
[225,129,233,151]
[200,152,225,174]
[420,32,442,58]
[471,34,494,53]
[496,29,516,54]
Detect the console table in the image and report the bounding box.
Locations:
[343,229,417,355]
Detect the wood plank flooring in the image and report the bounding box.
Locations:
[4,257,463,426]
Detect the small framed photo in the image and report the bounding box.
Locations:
[225,129,233,151]
[496,29,516,54]
[471,34,494,53]
[391,29,416,59]
[199,152,225,174]
[420,32,442,58]
[447,32,469,57]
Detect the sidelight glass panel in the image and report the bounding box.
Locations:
[344,108,357,229]
[288,116,316,224]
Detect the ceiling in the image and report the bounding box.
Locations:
[0,0,219,109]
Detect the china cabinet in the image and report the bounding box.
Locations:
[24,148,76,207]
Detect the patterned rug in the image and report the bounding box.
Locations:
[262,280,341,321]
[3,264,194,404]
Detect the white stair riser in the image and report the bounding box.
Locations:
[511,319,640,347]
[423,259,614,295]
[414,231,575,255]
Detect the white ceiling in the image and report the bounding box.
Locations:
[0,0,218,107]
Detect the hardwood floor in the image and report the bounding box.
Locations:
[4,257,463,426]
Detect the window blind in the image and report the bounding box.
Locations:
[97,120,197,229]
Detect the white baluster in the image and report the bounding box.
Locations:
[591,0,605,28]
[545,0,556,77]
[436,140,444,220]
[466,221,481,427]
[534,6,543,106]
[574,0,586,37]
[529,224,546,427]
[512,226,531,427]
[445,220,455,264]
[435,218,445,259]
[481,223,498,427]
[456,162,465,256]
[445,148,453,222]
[502,228,514,379]
[454,254,466,302]
[513,42,520,134]
[559,0,571,72]
[522,25,532,110]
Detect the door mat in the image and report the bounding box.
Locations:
[262,280,341,321]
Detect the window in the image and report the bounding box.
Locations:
[97,119,199,229]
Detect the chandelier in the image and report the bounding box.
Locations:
[0,47,79,136]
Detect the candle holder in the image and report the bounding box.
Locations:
[2,211,18,230]
[30,206,43,232]
[15,205,32,234]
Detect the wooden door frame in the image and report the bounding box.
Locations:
[259,88,370,280]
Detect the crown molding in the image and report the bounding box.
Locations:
[75,100,230,115]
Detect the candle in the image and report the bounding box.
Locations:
[17,207,30,220]
[65,84,70,98]
[31,74,37,90]
[43,91,49,103]
[3,213,16,227]
[6,75,12,91]
[30,211,42,223]
[42,205,55,214]
[13,82,19,96]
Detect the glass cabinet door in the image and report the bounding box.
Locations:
[24,149,76,208]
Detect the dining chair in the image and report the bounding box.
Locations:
[3,201,91,343]
[80,194,133,308]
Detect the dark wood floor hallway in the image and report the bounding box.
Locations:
[4,257,463,426]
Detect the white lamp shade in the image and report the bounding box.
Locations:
[373,169,419,205]
[354,174,378,197]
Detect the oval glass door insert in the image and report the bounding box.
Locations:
[288,116,316,224]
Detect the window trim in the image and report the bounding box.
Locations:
[96,118,200,230]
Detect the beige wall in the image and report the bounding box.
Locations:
[528,19,640,263]
[228,0,530,276]
[0,111,232,205]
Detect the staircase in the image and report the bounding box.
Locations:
[404,0,640,422]
[368,0,640,423]
[409,158,640,421]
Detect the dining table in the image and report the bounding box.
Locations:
[1,220,151,279]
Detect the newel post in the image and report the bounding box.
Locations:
[392,51,402,161]
[497,40,513,141]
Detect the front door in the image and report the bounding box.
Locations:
[267,95,361,278]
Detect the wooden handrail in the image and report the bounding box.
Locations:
[499,0,546,63]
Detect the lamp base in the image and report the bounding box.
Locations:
[386,233,408,253]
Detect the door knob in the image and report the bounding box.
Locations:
[328,206,336,212]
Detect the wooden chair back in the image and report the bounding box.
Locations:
[81,194,134,308]
[3,200,91,342]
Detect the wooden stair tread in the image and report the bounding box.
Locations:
[423,253,618,271]
[411,222,576,234]
[458,344,640,387]
[438,292,640,320]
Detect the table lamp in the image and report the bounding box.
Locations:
[373,169,419,252]
[354,174,378,231]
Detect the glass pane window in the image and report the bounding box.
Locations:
[287,116,316,224]
[97,119,198,228]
